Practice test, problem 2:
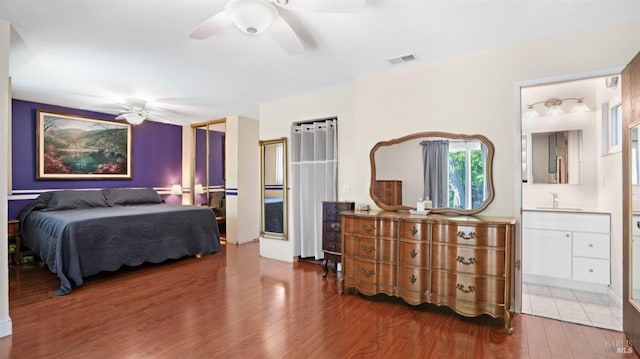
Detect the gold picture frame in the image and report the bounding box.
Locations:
[36,110,132,180]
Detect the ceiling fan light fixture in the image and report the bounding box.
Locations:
[226,0,277,35]
[123,112,146,125]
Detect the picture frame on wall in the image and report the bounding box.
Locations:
[36,110,132,180]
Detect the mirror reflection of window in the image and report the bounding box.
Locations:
[447,141,486,210]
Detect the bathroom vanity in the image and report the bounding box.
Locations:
[523,208,611,292]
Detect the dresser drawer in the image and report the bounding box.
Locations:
[432,244,504,276]
[323,221,342,253]
[433,224,505,247]
[572,257,610,284]
[432,271,504,305]
[572,232,610,259]
[343,235,396,262]
[398,240,429,267]
[323,202,354,222]
[397,265,430,292]
[343,217,378,237]
[344,257,395,286]
[399,221,429,241]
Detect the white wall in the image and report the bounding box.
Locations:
[0,19,12,338]
[259,84,355,262]
[258,20,640,261]
[226,115,260,245]
[596,80,624,300]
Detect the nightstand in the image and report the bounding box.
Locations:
[8,219,21,265]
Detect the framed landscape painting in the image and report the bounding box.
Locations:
[36,110,132,179]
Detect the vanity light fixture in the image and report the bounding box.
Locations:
[523,97,590,118]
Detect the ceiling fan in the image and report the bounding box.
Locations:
[188,0,367,55]
[115,98,151,125]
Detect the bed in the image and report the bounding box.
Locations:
[18,188,222,295]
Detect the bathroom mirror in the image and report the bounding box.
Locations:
[370,131,494,215]
[260,137,288,240]
[525,130,583,184]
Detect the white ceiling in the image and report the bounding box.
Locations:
[2,0,640,126]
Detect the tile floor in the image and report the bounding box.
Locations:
[522,282,622,331]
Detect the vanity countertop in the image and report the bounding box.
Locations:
[523,206,610,214]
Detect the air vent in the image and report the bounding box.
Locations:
[387,53,417,65]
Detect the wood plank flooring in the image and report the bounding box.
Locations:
[0,241,637,358]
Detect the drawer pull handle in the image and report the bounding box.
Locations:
[588,243,593,248]
[360,268,375,277]
[411,226,418,236]
[456,283,476,294]
[360,244,375,254]
[409,274,417,284]
[637,221,640,229]
[456,256,477,265]
[361,224,376,233]
[589,269,594,273]
[409,248,418,258]
[457,231,477,241]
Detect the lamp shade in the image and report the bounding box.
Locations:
[171,184,182,195]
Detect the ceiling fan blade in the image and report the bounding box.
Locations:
[269,16,304,55]
[275,0,366,13]
[189,10,233,40]
[115,114,126,120]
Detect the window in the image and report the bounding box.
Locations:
[603,101,622,155]
[448,142,485,210]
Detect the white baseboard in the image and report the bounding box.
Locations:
[608,287,623,308]
[0,317,12,338]
[523,274,609,294]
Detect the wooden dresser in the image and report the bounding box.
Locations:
[373,180,402,206]
[322,201,355,277]
[340,210,516,333]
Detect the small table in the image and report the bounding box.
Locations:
[8,219,21,265]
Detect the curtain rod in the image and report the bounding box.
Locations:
[294,116,337,126]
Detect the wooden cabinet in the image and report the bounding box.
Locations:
[341,210,515,333]
[321,201,354,278]
[373,180,402,206]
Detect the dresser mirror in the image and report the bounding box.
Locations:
[370,132,495,215]
[260,137,288,240]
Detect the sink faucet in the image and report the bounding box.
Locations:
[550,192,559,208]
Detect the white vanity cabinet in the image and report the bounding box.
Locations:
[523,210,611,290]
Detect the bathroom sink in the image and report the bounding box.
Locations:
[535,206,583,212]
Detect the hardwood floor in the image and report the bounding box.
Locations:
[1,241,637,358]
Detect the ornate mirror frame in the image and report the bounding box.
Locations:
[259,137,289,240]
[369,131,495,215]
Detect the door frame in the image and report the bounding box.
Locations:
[622,51,640,354]
[513,66,624,314]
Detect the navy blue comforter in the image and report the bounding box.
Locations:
[21,204,221,295]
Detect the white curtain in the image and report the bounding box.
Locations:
[291,118,338,259]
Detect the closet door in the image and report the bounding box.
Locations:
[623,50,640,355]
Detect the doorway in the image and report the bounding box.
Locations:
[520,74,623,331]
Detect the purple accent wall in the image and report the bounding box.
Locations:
[8,99,183,218]
[194,128,225,186]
